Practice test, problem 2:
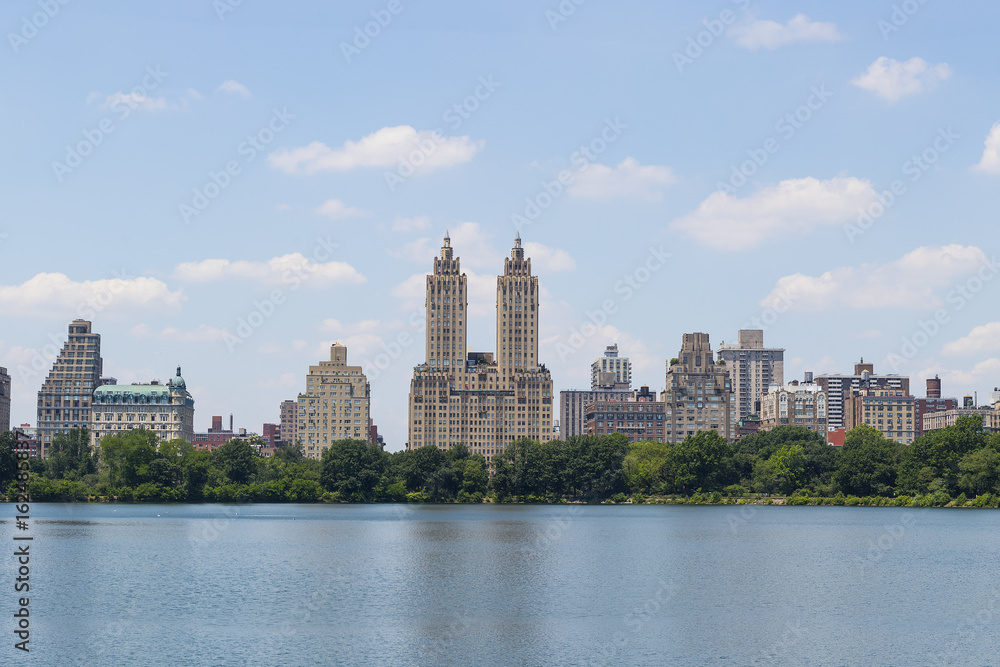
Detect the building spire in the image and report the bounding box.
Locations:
[441,232,453,260]
[511,232,524,260]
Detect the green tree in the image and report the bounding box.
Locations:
[0,431,19,490]
[216,438,257,485]
[320,439,388,502]
[663,430,734,494]
[834,424,901,496]
[99,429,160,487]
[767,444,805,495]
[957,448,1000,496]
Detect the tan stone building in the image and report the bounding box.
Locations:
[297,343,371,459]
[661,333,732,443]
[815,360,909,431]
[760,381,827,433]
[0,366,10,434]
[844,385,916,444]
[90,367,195,446]
[36,320,104,457]
[922,406,1000,433]
[717,330,784,424]
[407,234,554,462]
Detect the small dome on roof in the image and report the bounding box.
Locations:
[170,365,186,390]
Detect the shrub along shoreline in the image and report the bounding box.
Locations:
[3,416,999,507]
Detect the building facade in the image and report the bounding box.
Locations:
[760,381,828,433]
[36,320,104,457]
[661,333,732,443]
[922,406,1000,433]
[90,367,195,446]
[297,343,372,459]
[279,399,298,446]
[0,366,10,433]
[591,344,631,390]
[585,392,666,443]
[815,360,909,431]
[407,234,554,463]
[194,415,234,451]
[559,388,633,440]
[844,385,916,444]
[717,330,784,424]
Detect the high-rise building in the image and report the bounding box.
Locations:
[591,344,631,390]
[760,380,827,433]
[36,320,104,457]
[716,330,784,424]
[407,234,554,462]
[661,333,732,443]
[279,399,298,446]
[0,366,10,433]
[585,390,666,443]
[815,360,909,431]
[89,366,195,446]
[559,388,633,439]
[844,385,916,444]
[297,343,371,459]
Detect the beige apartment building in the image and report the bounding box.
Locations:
[89,366,195,446]
[0,366,10,433]
[922,406,1000,433]
[297,343,371,459]
[844,385,916,444]
[717,330,784,423]
[407,234,554,463]
[36,320,104,457]
[661,333,732,443]
[760,381,827,433]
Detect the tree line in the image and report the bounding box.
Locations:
[2,415,999,505]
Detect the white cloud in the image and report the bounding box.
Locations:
[730,14,845,50]
[268,126,482,174]
[670,177,876,251]
[216,79,251,98]
[393,216,432,232]
[174,254,365,286]
[917,359,1000,393]
[101,92,171,112]
[391,273,429,312]
[942,322,1000,356]
[760,245,991,311]
[522,242,576,272]
[0,273,183,318]
[850,56,951,103]
[973,122,1000,174]
[315,199,368,220]
[568,157,676,201]
[387,238,436,263]
[129,323,230,343]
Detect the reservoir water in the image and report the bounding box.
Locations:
[5,503,998,666]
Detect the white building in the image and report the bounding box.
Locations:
[591,344,632,390]
[90,366,195,446]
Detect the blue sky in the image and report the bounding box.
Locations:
[2,0,1000,450]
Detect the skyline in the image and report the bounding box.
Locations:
[3,1,1000,451]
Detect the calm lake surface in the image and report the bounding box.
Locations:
[3,504,998,666]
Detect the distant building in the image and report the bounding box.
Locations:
[914,376,958,436]
[717,330,784,425]
[298,343,371,459]
[194,415,234,451]
[815,360,909,431]
[662,333,732,443]
[591,344,631,390]
[279,399,298,446]
[735,416,761,439]
[585,387,666,443]
[14,425,40,458]
[0,366,10,433]
[36,320,105,457]
[89,367,195,446]
[559,388,632,440]
[922,405,1000,433]
[262,423,279,448]
[760,379,827,434]
[844,385,916,444]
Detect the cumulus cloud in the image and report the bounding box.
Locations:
[973,122,1000,174]
[387,238,436,264]
[523,242,576,272]
[670,177,876,251]
[268,126,482,174]
[568,158,676,201]
[174,254,365,286]
[101,92,171,112]
[759,245,991,311]
[942,322,1000,356]
[216,79,251,98]
[730,14,845,50]
[0,273,183,318]
[392,216,432,232]
[315,199,368,220]
[850,56,951,102]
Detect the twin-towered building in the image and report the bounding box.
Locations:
[407,234,554,462]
